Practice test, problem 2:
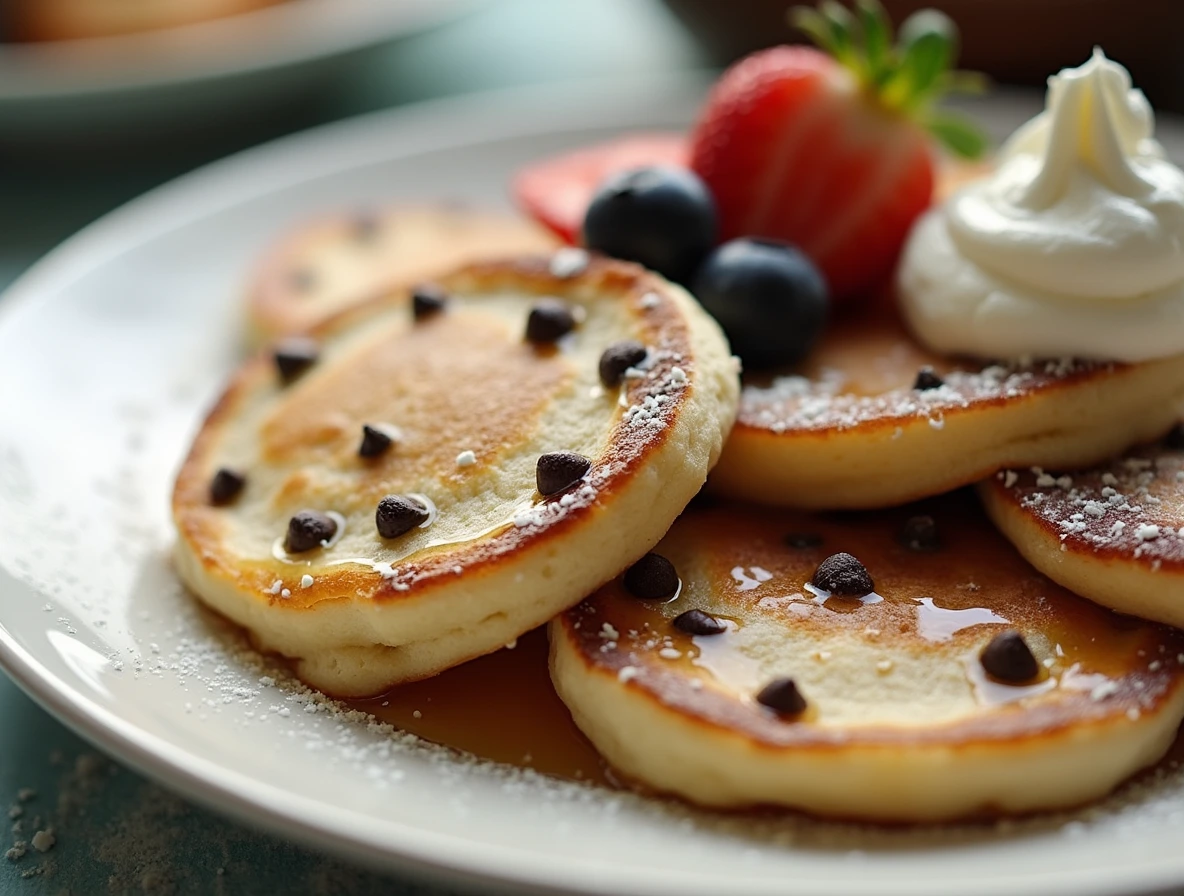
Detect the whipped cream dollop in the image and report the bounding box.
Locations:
[899,49,1184,362]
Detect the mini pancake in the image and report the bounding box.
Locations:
[550,495,1184,821]
[981,434,1184,629]
[711,311,1184,509]
[710,159,1184,509]
[246,204,558,342]
[174,254,739,697]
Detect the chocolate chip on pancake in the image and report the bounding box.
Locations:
[898,515,941,552]
[411,283,448,321]
[208,468,245,506]
[525,299,577,343]
[784,532,823,549]
[913,366,944,391]
[536,451,591,496]
[673,609,726,636]
[598,339,648,387]
[273,338,319,384]
[288,268,317,293]
[980,630,1040,683]
[811,552,874,596]
[176,255,741,697]
[1165,423,1184,449]
[375,495,429,539]
[755,678,808,717]
[549,492,1184,819]
[358,424,394,458]
[284,510,338,553]
[623,553,679,600]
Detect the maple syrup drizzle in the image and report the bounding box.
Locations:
[913,597,1009,643]
[345,627,610,785]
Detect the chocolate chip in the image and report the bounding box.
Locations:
[358,424,394,458]
[811,552,874,596]
[755,678,807,717]
[525,299,577,343]
[980,630,1039,683]
[209,468,245,506]
[898,515,940,552]
[913,366,944,391]
[536,451,591,496]
[1165,423,1184,449]
[623,553,679,600]
[375,494,429,539]
[673,609,726,636]
[273,338,319,384]
[784,532,823,549]
[598,340,648,387]
[351,212,381,243]
[412,283,448,321]
[284,510,337,553]
[288,268,317,293]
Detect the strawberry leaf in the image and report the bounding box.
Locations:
[819,1,858,69]
[895,11,955,103]
[856,0,892,84]
[788,8,840,58]
[926,110,989,159]
[792,0,990,156]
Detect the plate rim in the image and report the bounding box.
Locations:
[0,0,474,102]
[2,77,1184,896]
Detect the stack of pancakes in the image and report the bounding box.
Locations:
[172,178,1184,822]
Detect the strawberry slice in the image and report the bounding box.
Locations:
[512,133,687,244]
[689,2,985,304]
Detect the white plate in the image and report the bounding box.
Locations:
[3,78,1184,896]
[0,0,469,131]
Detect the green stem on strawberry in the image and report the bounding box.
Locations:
[789,0,988,158]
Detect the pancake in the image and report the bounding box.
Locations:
[246,204,558,343]
[709,156,1184,510]
[710,311,1184,509]
[173,254,739,697]
[549,495,1184,821]
[980,434,1184,629]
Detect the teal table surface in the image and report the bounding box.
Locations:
[0,2,709,893]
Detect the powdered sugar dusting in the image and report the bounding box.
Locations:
[549,248,589,279]
[993,442,1184,563]
[741,358,1107,433]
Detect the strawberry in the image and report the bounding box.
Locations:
[688,1,985,304]
[512,133,687,244]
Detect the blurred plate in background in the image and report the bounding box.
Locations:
[0,0,474,136]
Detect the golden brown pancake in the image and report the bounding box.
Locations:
[711,311,1184,509]
[245,204,558,343]
[550,494,1184,820]
[711,159,1184,509]
[981,434,1184,629]
[173,254,739,697]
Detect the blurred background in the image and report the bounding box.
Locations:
[0,0,1180,893]
[3,0,1183,297]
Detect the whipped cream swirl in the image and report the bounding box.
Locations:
[899,49,1184,362]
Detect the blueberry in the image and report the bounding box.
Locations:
[582,166,717,283]
[692,238,828,370]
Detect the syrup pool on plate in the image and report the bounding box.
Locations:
[345,627,610,785]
